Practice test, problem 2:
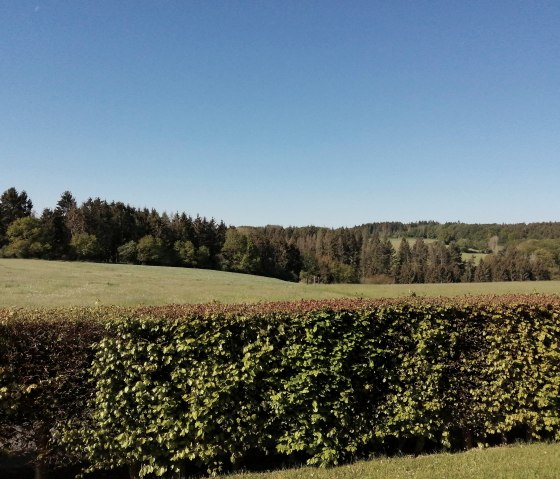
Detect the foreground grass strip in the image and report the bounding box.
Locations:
[219,442,560,479]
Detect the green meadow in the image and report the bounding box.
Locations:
[1,258,559,308]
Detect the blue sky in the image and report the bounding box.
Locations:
[1,1,559,227]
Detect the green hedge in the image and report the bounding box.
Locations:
[0,308,109,476]
[1,296,560,477]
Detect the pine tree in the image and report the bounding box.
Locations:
[393,238,414,283]
[474,258,492,282]
[411,238,428,283]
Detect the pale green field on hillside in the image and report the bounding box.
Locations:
[388,238,490,264]
[218,442,560,479]
[461,252,490,264]
[1,259,559,307]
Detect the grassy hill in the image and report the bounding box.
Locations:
[1,258,559,307]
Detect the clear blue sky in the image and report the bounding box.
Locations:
[1,1,559,227]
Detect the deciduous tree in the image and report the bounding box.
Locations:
[70,233,100,260]
[1,217,48,258]
[0,187,33,245]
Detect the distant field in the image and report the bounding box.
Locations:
[1,259,559,307]
[217,442,560,479]
[461,252,490,264]
[388,238,490,264]
[388,237,437,249]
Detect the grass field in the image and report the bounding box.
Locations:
[217,442,560,479]
[1,259,559,307]
[461,252,490,264]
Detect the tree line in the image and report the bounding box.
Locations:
[0,187,302,281]
[1,187,559,283]
[274,226,555,283]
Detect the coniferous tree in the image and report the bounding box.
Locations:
[411,238,429,283]
[474,258,492,282]
[448,242,464,281]
[393,238,414,283]
[360,234,394,281]
[39,191,76,258]
[462,257,477,282]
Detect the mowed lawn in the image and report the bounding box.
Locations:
[1,258,559,307]
[217,442,560,479]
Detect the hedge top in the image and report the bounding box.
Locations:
[2,293,560,323]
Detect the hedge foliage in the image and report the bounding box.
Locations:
[1,296,560,477]
[0,308,109,472]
